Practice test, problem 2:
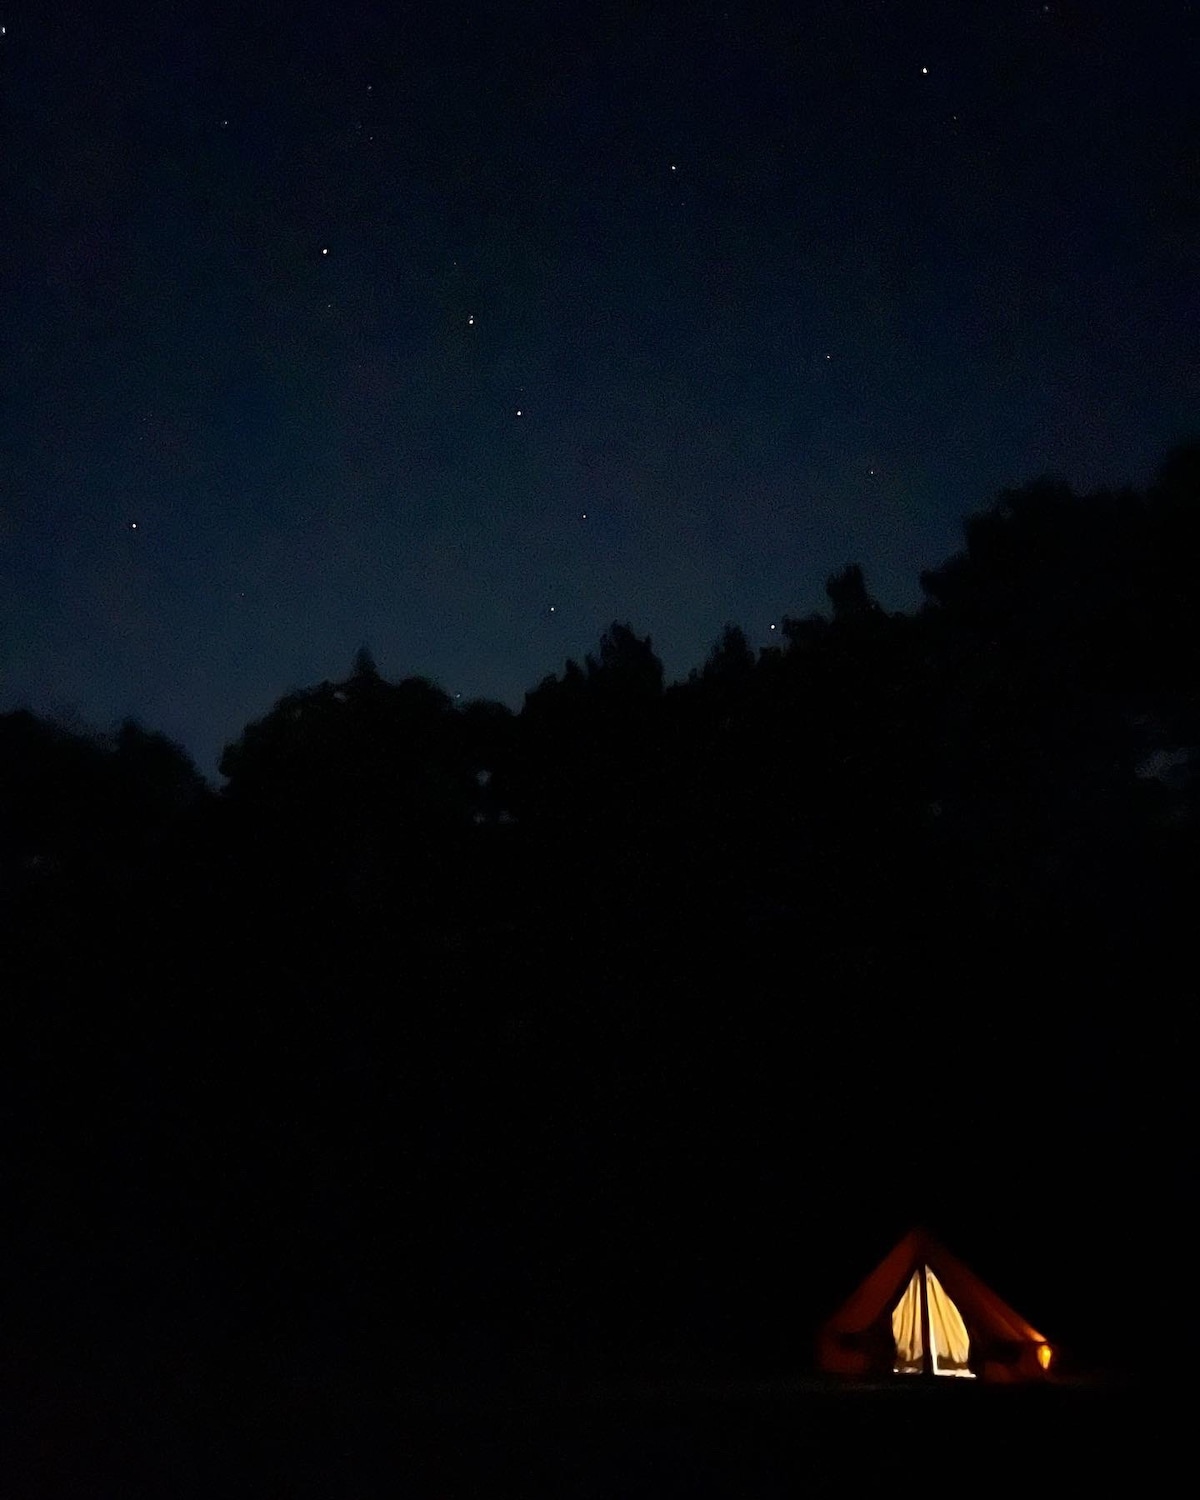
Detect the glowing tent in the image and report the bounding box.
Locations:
[817,1229,1053,1382]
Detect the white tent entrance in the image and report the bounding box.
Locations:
[891,1266,975,1377]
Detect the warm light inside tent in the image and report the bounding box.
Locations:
[891,1266,975,1377]
[891,1267,924,1373]
[1037,1343,1052,1371]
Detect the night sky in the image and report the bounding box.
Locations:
[4,2,1196,774]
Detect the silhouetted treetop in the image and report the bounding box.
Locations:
[351,645,381,681]
[919,477,1108,622]
[1151,441,1200,508]
[586,623,665,699]
[825,563,882,622]
[0,710,206,888]
[218,669,469,834]
[521,624,664,733]
[699,625,755,685]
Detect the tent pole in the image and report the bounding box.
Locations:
[918,1263,933,1376]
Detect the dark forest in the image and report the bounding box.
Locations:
[4,448,1196,1480]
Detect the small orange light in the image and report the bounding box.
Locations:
[1037,1344,1052,1371]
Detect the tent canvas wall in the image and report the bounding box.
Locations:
[817,1229,1052,1382]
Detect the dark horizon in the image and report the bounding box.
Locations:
[9,443,1196,781]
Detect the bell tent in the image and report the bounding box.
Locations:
[817,1229,1053,1382]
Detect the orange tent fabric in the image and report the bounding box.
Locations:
[817,1229,1051,1382]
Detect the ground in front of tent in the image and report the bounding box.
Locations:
[0,1367,1169,1498]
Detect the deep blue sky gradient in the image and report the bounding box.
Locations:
[3,2,1197,772]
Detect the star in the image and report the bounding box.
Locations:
[467,314,475,326]
[516,409,523,417]
[321,247,329,256]
[129,521,138,530]
[921,66,928,75]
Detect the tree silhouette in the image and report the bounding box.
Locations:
[6,444,1198,1411]
[825,562,882,622]
[351,644,380,682]
[586,621,665,699]
[698,623,755,687]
